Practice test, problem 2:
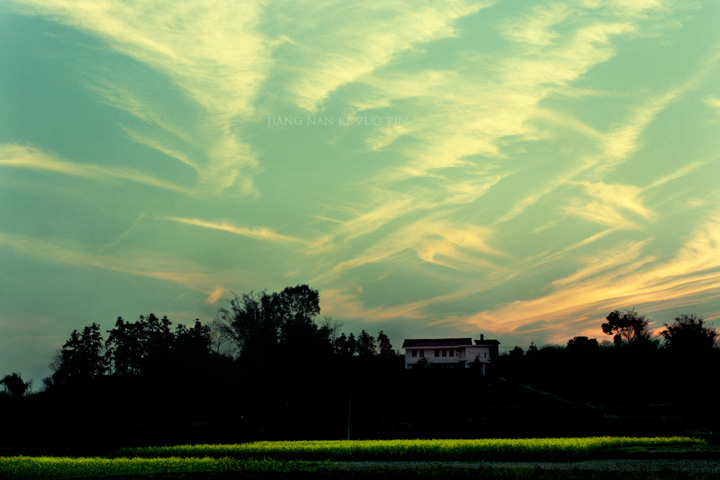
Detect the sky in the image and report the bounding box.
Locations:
[1,0,719,387]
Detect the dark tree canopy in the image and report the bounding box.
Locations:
[217,290,279,364]
[566,336,599,355]
[174,320,213,358]
[0,373,30,398]
[377,330,394,359]
[45,314,215,391]
[334,332,356,358]
[105,314,175,376]
[602,309,652,345]
[272,285,321,326]
[661,314,717,352]
[509,346,524,358]
[214,285,401,370]
[217,284,325,368]
[277,286,323,358]
[49,322,107,387]
[356,330,376,359]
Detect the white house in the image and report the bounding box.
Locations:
[402,335,500,373]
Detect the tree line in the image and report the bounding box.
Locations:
[494,308,719,407]
[2,292,718,444]
[27,284,402,393]
[1,285,408,446]
[501,307,718,356]
[1,299,717,399]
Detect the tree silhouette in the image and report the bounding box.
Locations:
[174,319,214,373]
[0,373,30,398]
[661,314,717,353]
[105,314,175,376]
[346,333,358,357]
[206,317,233,355]
[175,320,213,355]
[319,316,342,352]
[602,309,652,345]
[376,331,394,359]
[356,330,376,359]
[272,285,321,327]
[216,291,275,365]
[49,322,107,387]
[216,285,324,368]
[333,332,355,358]
[277,285,326,363]
[566,336,599,355]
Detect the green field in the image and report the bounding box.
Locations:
[2,437,718,480]
[115,436,706,461]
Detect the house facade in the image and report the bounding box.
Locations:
[402,335,500,373]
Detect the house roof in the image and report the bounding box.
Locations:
[402,338,473,348]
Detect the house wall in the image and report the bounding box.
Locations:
[404,348,428,368]
[405,346,479,368]
[464,345,491,364]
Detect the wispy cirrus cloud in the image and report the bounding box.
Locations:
[412,220,502,269]
[565,181,655,230]
[13,0,269,195]
[318,226,625,329]
[492,46,718,226]
[593,43,720,176]
[463,212,720,339]
[321,0,683,250]
[706,95,720,111]
[500,1,572,49]
[163,216,307,245]
[364,1,658,178]
[644,159,711,191]
[0,230,227,303]
[352,2,695,232]
[320,286,466,323]
[314,217,502,283]
[0,143,189,192]
[14,0,270,119]
[268,0,492,112]
[86,79,195,147]
[298,0,692,294]
[552,240,651,288]
[307,188,436,256]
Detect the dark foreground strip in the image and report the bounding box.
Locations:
[82,460,720,480]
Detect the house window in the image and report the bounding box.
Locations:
[442,349,447,357]
[434,349,440,357]
[449,349,454,357]
[420,350,424,358]
[411,350,417,358]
